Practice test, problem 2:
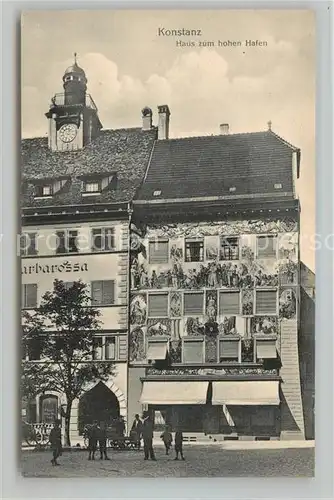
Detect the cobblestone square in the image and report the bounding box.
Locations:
[21,445,314,478]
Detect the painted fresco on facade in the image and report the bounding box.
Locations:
[129,217,299,364]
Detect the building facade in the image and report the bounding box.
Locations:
[21,58,156,442]
[128,115,306,440]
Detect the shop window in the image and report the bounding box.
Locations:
[257,235,277,259]
[92,227,115,252]
[148,293,168,317]
[220,236,239,260]
[219,339,240,362]
[255,290,277,315]
[182,338,205,364]
[91,280,115,306]
[149,240,169,264]
[185,238,204,262]
[219,291,240,315]
[184,292,204,316]
[22,284,37,308]
[21,233,37,256]
[56,230,79,254]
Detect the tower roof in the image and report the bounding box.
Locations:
[63,53,86,79]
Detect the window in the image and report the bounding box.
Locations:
[185,239,204,262]
[153,190,161,196]
[92,227,115,252]
[149,240,169,264]
[274,183,282,189]
[21,233,37,256]
[255,339,277,360]
[92,337,103,360]
[91,281,115,306]
[22,284,37,308]
[219,291,240,315]
[84,181,101,193]
[147,340,168,362]
[219,339,240,362]
[255,290,277,315]
[229,186,236,192]
[184,292,204,316]
[56,230,79,254]
[182,338,204,363]
[42,185,53,196]
[220,236,239,260]
[105,337,116,360]
[92,336,116,360]
[257,235,277,259]
[148,293,168,317]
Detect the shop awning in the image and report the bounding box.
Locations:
[140,381,209,405]
[212,380,280,406]
[147,342,168,362]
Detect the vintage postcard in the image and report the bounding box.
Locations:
[20,9,315,477]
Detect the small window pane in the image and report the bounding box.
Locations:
[105,337,116,360]
[148,294,168,317]
[68,231,78,253]
[256,291,277,314]
[184,293,204,315]
[42,185,52,196]
[85,182,100,193]
[93,337,103,360]
[149,241,169,264]
[21,233,37,256]
[91,281,115,305]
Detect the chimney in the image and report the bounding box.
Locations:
[141,106,153,131]
[219,123,229,135]
[158,105,171,140]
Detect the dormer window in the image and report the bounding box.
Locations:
[80,172,116,197]
[229,186,236,192]
[31,176,70,199]
[153,190,161,197]
[274,183,282,189]
[42,185,53,196]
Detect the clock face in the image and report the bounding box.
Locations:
[59,123,77,143]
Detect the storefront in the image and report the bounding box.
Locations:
[140,377,281,438]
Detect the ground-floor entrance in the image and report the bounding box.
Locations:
[78,381,120,434]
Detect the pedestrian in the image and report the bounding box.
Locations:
[160,426,173,455]
[174,429,185,461]
[98,421,110,460]
[131,413,143,450]
[87,420,99,460]
[49,419,62,466]
[142,411,156,461]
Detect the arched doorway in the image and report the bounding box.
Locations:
[40,394,58,423]
[78,381,120,434]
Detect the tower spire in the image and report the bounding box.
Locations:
[74,52,77,65]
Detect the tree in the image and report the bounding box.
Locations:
[21,280,115,446]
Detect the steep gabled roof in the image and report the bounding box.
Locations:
[135,130,300,204]
[21,127,157,208]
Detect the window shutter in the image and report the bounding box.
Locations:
[91,281,103,305]
[149,241,169,264]
[219,292,240,315]
[184,293,204,315]
[256,291,277,314]
[27,233,37,256]
[105,228,115,250]
[183,340,204,363]
[256,340,277,359]
[23,284,37,308]
[102,280,115,305]
[148,294,168,317]
[258,236,277,258]
[56,231,66,253]
[93,337,103,360]
[117,337,127,360]
[220,340,239,359]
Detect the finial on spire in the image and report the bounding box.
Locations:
[74,52,77,64]
[267,120,272,131]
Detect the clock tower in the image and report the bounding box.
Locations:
[45,53,103,152]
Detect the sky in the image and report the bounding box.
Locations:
[21,10,315,271]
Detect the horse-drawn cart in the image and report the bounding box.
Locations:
[83,424,138,450]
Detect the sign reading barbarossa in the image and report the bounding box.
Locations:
[21,260,88,275]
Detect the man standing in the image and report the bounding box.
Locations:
[49,419,62,466]
[98,421,110,460]
[88,420,99,460]
[142,411,156,461]
[131,414,143,450]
